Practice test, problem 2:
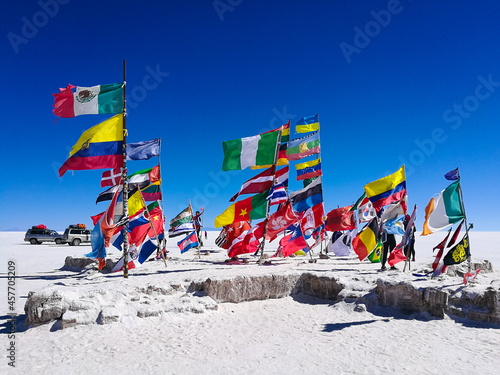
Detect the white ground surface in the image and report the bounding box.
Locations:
[1,231,499,375]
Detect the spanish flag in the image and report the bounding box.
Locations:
[58,114,123,177]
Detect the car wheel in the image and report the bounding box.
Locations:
[55,238,62,244]
[30,238,38,244]
[72,238,81,246]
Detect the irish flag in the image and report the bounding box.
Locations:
[214,190,269,228]
[422,180,465,235]
[222,131,279,171]
[53,83,123,118]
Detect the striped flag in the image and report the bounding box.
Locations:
[352,217,380,261]
[364,165,406,212]
[296,114,319,133]
[289,176,323,213]
[295,158,322,181]
[266,184,288,206]
[222,131,279,171]
[422,180,464,235]
[178,231,199,254]
[286,131,320,161]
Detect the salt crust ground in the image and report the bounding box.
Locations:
[1,231,500,375]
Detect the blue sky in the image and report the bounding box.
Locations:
[1,0,499,232]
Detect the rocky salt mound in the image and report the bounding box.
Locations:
[24,254,500,330]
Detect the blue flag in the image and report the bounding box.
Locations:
[444,168,459,181]
[126,138,160,161]
[383,216,405,235]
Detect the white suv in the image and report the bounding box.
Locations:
[63,226,91,246]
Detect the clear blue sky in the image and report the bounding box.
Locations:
[1,0,499,232]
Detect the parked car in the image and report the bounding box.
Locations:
[24,227,65,244]
[63,225,91,246]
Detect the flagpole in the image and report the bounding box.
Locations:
[138,188,167,267]
[122,59,130,278]
[456,169,472,272]
[259,128,282,264]
[188,200,201,258]
[157,138,167,255]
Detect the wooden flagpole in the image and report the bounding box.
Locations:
[258,128,282,264]
[122,59,130,278]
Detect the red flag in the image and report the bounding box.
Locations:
[101,167,122,187]
[230,166,276,202]
[432,220,463,275]
[281,225,309,258]
[463,269,481,285]
[149,165,161,183]
[227,221,264,258]
[300,203,324,234]
[217,221,252,250]
[388,243,407,266]
[431,229,452,272]
[266,202,297,239]
[91,212,104,226]
[101,188,121,247]
[447,219,464,248]
[325,205,356,232]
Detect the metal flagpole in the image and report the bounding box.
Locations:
[188,200,201,258]
[258,128,283,264]
[456,168,472,272]
[157,138,167,255]
[121,59,130,278]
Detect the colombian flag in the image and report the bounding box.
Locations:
[58,114,123,177]
[363,165,406,212]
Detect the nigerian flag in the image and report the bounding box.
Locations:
[222,131,279,171]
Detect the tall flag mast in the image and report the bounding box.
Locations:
[121,59,130,278]
[258,128,283,263]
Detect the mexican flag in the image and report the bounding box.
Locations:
[222,131,279,171]
[214,190,269,228]
[53,83,123,118]
[422,180,465,235]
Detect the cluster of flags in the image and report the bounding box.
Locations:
[53,82,166,272]
[422,168,474,281]
[168,204,203,254]
[54,84,475,280]
[215,115,326,258]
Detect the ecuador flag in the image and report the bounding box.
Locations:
[352,217,380,261]
[58,114,123,177]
